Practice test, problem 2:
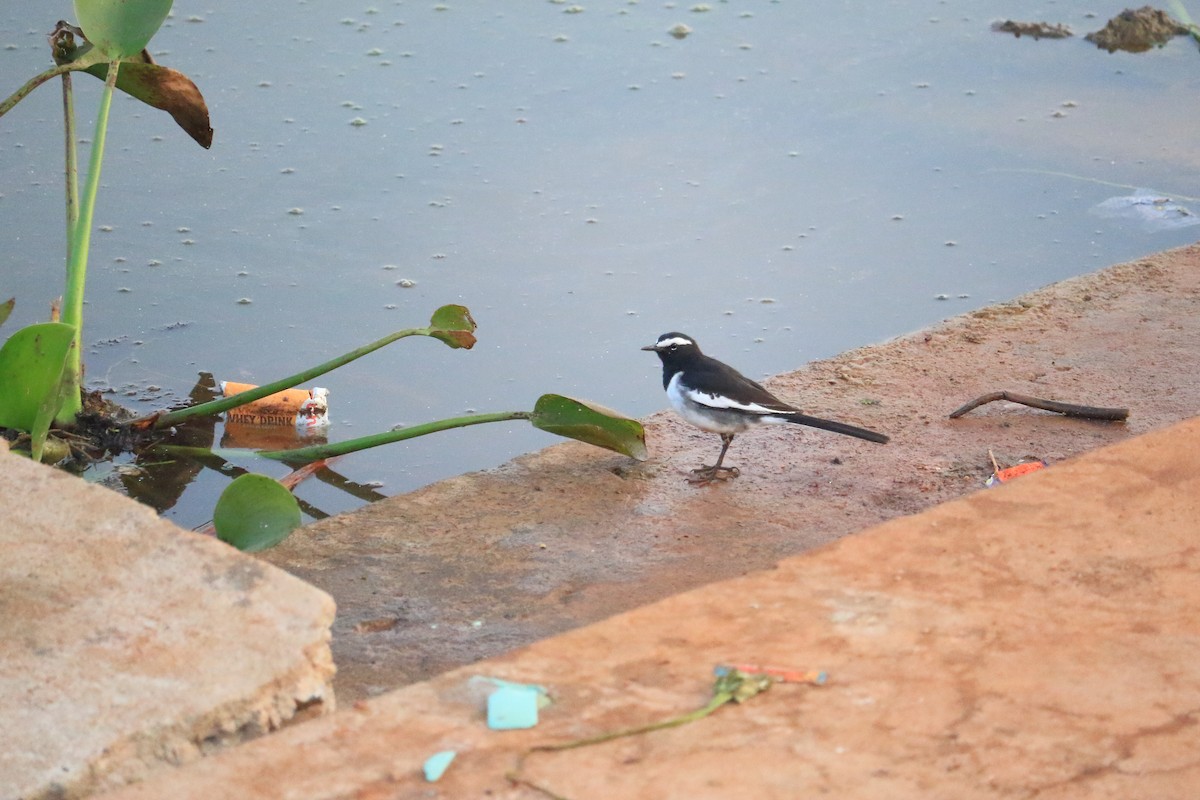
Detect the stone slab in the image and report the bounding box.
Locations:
[0,453,337,800]
[95,416,1200,799]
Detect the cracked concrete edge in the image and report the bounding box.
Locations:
[0,452,338,800]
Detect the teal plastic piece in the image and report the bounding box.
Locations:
[423,750,456,782]
[487,685,540,730]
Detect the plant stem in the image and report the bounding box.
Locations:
[256,411,532,462]
[507,690,739,799]
[56,60,121,425]
[0,64,76,119]
[146,411,531,465]
[532,692,734,755]
[141,326,444,429]
[62,72,78,266]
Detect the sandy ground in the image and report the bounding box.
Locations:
[262,243,1200,706]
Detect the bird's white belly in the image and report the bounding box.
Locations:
[666,372,779,434]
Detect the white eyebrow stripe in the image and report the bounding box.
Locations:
[656,336,694,348]
[683,387,780,414]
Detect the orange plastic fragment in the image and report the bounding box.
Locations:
[987,460,1047,486]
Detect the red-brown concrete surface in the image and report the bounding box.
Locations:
[97,415,1200,799]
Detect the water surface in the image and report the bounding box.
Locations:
[2,2,1198,527]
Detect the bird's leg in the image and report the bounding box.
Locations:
[689,433,740,484]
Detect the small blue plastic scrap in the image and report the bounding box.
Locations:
[423,750,456,782]
[487,685,541,730]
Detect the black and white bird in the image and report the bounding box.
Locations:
[642,332,889,483]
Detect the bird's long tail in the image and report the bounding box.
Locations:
[784,413,889,444]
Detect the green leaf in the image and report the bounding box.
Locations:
[428,304,477,349]
[213,474,302,552]
[0,298,13,328]
[73,0,174,59]
[0,323,77,433]
[530,394,648,461]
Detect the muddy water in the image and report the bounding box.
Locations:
[2,2,1198,528]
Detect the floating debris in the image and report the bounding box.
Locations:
[1091,190,1200,231]
[669,23,692,39]
[991,19,1073,39]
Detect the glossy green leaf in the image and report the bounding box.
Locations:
[73,0,173,59]
[530,394,648,461]
[213,473,302,552]
[0,323,77,433]
[428,304,477,349]
[0,298,13,328]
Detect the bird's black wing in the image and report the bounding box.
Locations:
[685,357,798,415]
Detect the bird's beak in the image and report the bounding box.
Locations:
[640,344,659,352]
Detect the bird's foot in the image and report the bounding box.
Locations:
[687,464,740,485]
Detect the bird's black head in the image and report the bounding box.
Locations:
[641,332,701,365]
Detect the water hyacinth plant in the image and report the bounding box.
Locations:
[0,0,211,455]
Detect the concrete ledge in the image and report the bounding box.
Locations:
[94,417,1200,799]
[0,452,337,800]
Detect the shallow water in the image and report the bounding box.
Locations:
[3,2,1199,529]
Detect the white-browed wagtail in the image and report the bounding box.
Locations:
[642,332,889,483]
